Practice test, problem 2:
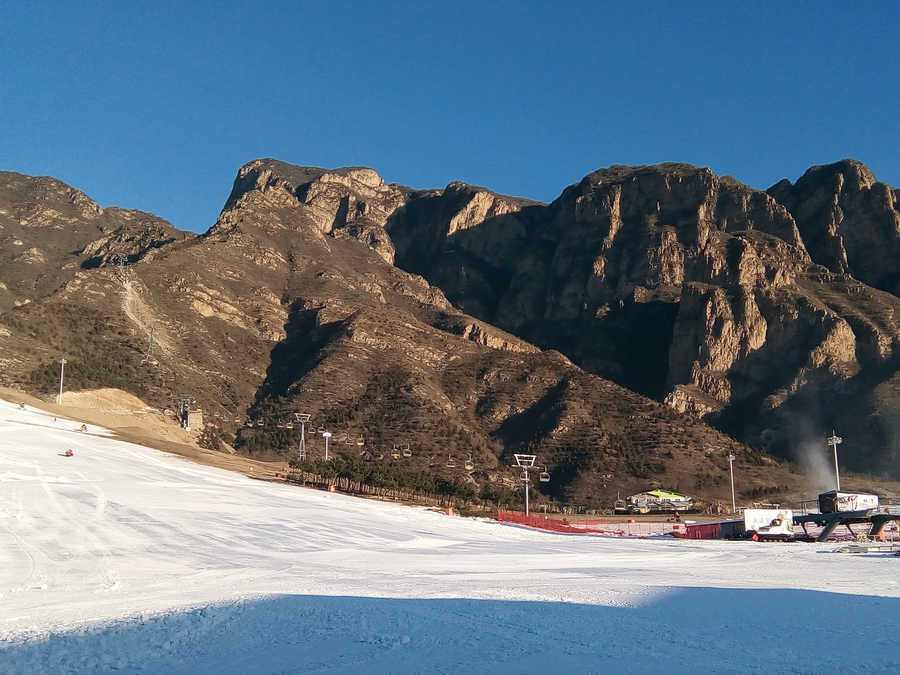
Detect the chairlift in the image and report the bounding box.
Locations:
[213,412,221,418]
[464,457,475,471]
[539,468,551,483]
[390,446,401,459]
[401,445,412,458]
[258,420,266,427]
[375,453,384,461]
[276,423,286,429]
[446,455,456,468]
[356,436,365,446]
[246,420,254,428]
[285,422,294,429]
[317,426,325,434]
[233,417,241,423]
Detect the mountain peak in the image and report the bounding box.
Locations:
[797,158,877,191]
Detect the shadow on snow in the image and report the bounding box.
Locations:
[3,587,899,675]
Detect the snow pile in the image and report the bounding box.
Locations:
[1,400,898,674]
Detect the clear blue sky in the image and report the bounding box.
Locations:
[1,2,897,232]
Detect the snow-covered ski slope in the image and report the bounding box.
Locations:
[1,400,898,675]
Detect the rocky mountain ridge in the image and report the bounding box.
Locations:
[384,161,900,476]
[2,157,899,509]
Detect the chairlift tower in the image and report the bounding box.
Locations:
[116,253,131,284]
[177,395,195,431]
[141,325,158,365]
[294,413,311,462]
[513,454,550,517]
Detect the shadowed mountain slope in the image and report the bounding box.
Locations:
[386,162,900,477]
[2,159,900,508]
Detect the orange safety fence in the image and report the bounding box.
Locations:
[497,510,680,537]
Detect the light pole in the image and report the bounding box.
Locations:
[727,454,736,513]
[827,431,843,491]
[57,358,67,406]
[322,430,332,461]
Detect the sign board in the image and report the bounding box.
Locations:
[743,509,794,536]
[818,492,879,513]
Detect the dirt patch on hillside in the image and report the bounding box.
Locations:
[59,387,155,412]
[0,386,287,478]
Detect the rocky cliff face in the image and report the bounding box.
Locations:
[387,162,900,476]
[3,157,900,502]
[2,161,787,508]
[768,159,900,295]
[390,164,822,400]
[216,159,406,264]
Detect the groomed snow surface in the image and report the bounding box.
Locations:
[1,400,898,675]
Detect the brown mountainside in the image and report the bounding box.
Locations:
[1,159,899,510]
[387,161,900,477]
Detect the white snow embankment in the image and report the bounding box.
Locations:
[1,399,898,675]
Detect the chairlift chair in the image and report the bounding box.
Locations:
[539,468,551,482]
[246,420,254,427]
[464,457,475,471]
[285,422,294,429]
[234,417,241,423]
[356,436,365,446]
[317,426,325,434]
[375,453,384,461]
[391,446,401,459]
[446,455,456,468]
[401,445,412,458]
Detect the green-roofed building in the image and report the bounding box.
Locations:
[626,489,693,514]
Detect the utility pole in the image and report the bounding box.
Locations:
[827,432,843,491]
[57,358,67,406]
[727,454,736,513]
